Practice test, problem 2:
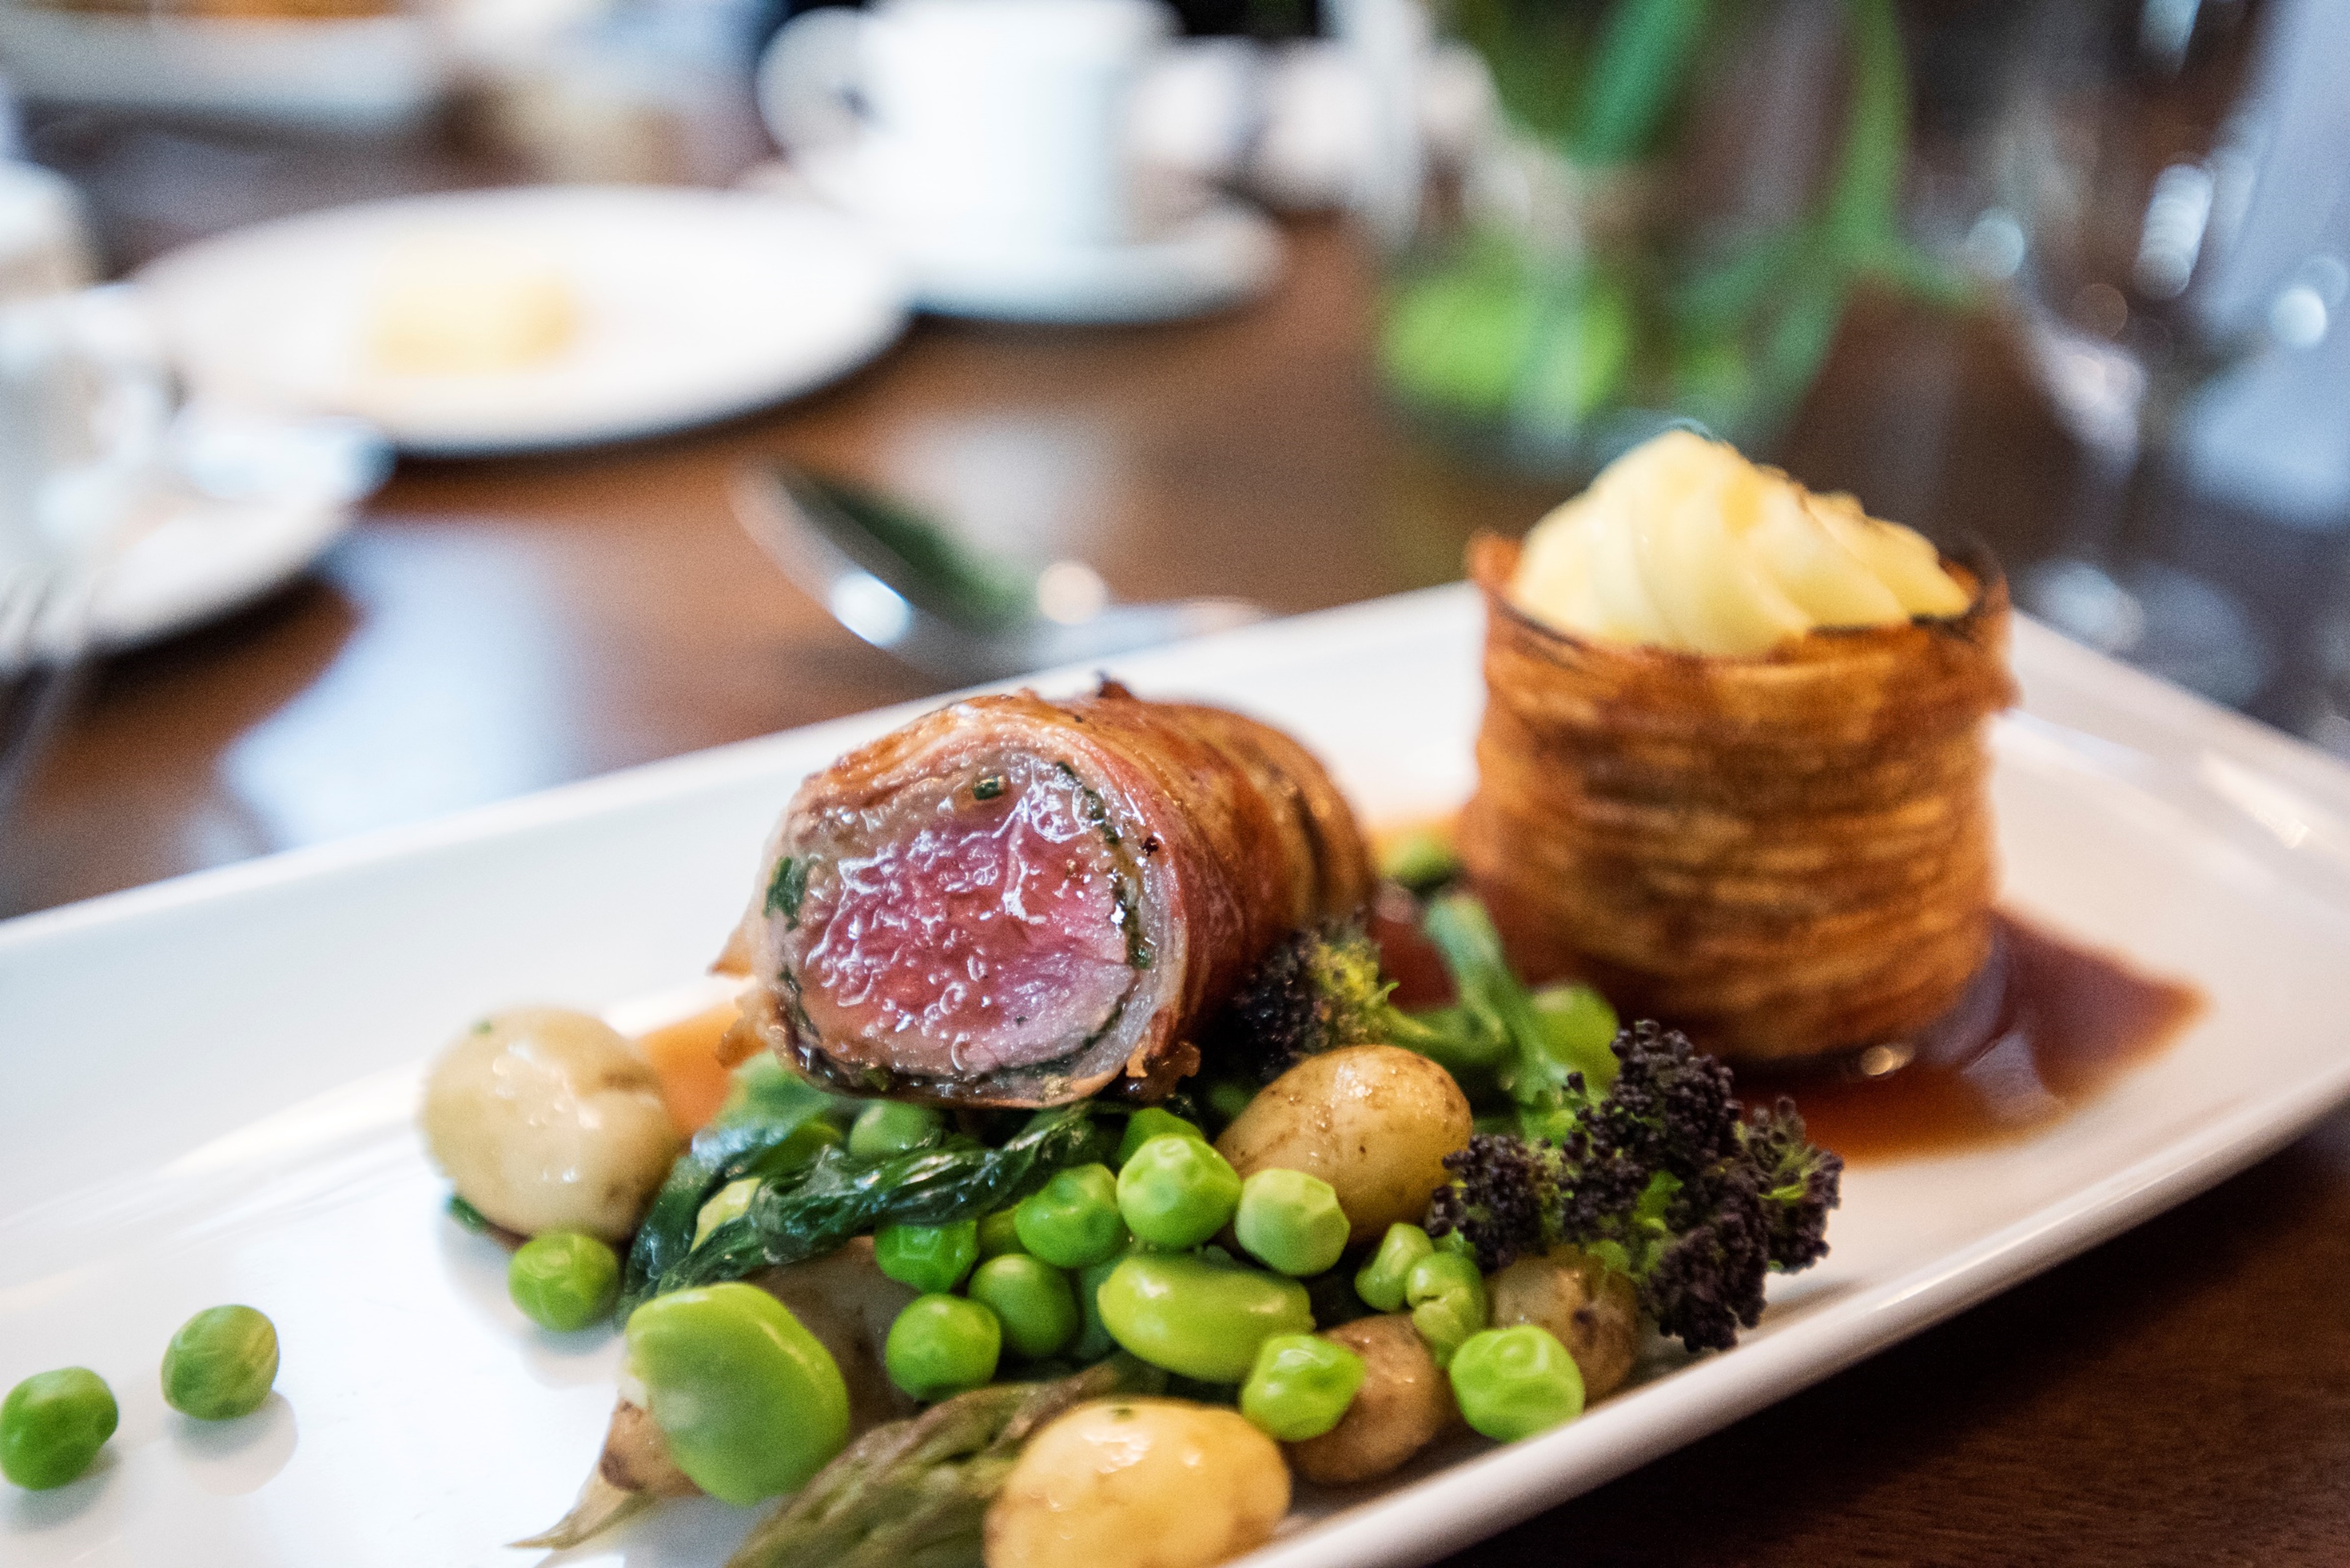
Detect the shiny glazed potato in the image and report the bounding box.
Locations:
[985,1398,1289,1568]
[1488,1247,1641,1402]
[1284,1313,1454,1485]
[421,1008,681,1241]
[1216,1046,1473,1245]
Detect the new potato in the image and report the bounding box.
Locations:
[985,1398,1289,1568]
[1216,1047,1473,1245]
[1283,1313,1455,1485]
[421,1007,681,1241]
[1488,1247,1641,1402]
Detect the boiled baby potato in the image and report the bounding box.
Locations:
[1282,1312,1455,1485]
[1488,1246,1641,1402]
[985,1397,1289,1568]
[421,1007,681,1241]
[1216,1046,1473,1245]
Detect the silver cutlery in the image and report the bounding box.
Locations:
[731,459,1264,684]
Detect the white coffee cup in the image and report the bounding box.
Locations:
[0,161,93,307]
[759,0,1172,250]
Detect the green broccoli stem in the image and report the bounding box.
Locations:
[1413,894,1616,1120]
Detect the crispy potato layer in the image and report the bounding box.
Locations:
[1461,533,2016,1063]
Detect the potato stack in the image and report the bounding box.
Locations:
[1460,534,2017,1064]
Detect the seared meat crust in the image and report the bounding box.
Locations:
[728,682,1372,1105]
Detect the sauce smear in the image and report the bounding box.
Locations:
[1372,896,2203,1165]
[1748,912,2203,1163]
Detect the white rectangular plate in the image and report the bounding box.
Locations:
[9,586,2350,1568]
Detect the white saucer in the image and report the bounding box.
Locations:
[772,147,1284,323]
[90,488,352,653]
[23,413,387,659]
[136,186,913,457]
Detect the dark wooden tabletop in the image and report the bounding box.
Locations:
[14,108,2350,1568]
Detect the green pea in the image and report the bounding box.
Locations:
[1116,1135,1242,1249]
[976,1208,1027,1260]
[848,1101,944,1161]
[967,1255,1078,1360]
[1355,1223,1436,1312]
[1448,1324,1584,1440]
[626,1282,850,1505]
[1234,1168,1349,1277]
[1,1368,117,1490]
[694,1178,762,1246]
[884,1294,1001,1400]
[1096,1252,1314,1384]
[1239,1333,1365,1441]
[1116,1107,1205,1166]
[1014,1163,1128,1269]
[1532,982,1619,1087]
[1404,1251,1489,1369]
[874,1219,981,1294]
[507,1234,620,1334]
[160,1304,282,1422]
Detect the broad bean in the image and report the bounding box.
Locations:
[1096,1252,1313,1384]
[625,1282,850,1504]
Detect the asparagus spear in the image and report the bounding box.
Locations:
[727,1357,1163,1568]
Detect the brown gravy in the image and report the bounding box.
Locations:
[1370,900,2204,1165]
[1745,912,2204,1163]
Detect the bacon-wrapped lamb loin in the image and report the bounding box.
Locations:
[722,682,1373,1107]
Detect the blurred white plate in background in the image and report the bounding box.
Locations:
[137,186,913,457]
[0,8,445,130]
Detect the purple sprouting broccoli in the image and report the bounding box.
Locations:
[1427,1021,1843,1354]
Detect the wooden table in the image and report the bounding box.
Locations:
[15,113,2350,1568]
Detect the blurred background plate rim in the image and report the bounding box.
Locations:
[132,184,917,458]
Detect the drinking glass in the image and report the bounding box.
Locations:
[1979,0,2334,703]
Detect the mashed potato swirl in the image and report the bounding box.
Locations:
[1508,430,1972,656]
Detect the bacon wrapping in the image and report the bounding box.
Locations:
[724,683,1373,1106]
[1461,534,2018,1065]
